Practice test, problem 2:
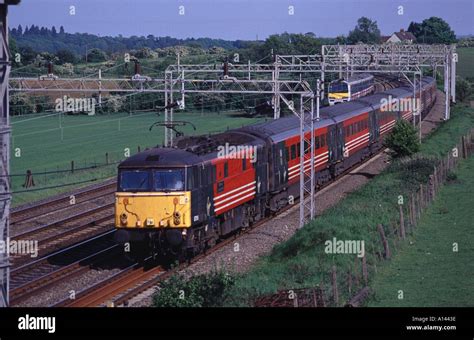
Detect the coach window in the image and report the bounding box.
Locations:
[291,144,296,160]
[315,136,320,149]
[297,143,301,157]
[285,147,290,161]
[304,141,310,154]
[242,158,247,171]
[215,165,220,181]
[321,134,326,147]
[224,162,228,178]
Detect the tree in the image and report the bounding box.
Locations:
[17,24,23,36]
[335,35,347,45]
[407,22,422,38]
[10,93,35,115]
[348,17,381,44]
[384,120,420,158]
[56,49,77,64]
[86,48,107,62]
[18,46,36,65]
[408,17,456,44]
[104,95,125,113]
[59,26,65,35]
[52,26,57,37]
[9,37,18,62]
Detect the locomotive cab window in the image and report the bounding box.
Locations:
[153,169,185,191]
[119,170,150,192]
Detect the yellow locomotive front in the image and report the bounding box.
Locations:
[115,170,191,229]
[114,166,193,257]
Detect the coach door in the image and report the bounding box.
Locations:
[274,142,287,187]
[369,109,379,143]
[328,124,343,163]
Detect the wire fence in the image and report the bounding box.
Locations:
[9,147,148,194]
[254,128,474,308]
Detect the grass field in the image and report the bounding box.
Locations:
[456,47,474,79]
[10,110,263,206]
[368,155,474,307]
[223,104,474,307]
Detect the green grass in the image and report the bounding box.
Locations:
[369,156,474,307]
[11,110,263,206]
[224,104,474,307]
[456,47,474,79]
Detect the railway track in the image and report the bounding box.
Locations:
[373,75,404,92]
[51,147,390,308]
[11,203,115,267]
[10,230,119,306]
[11,180,116,226]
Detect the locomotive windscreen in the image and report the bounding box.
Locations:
[119,169,185,192]
[153,169,185,191]
[119,170,151,192]
[329,81,348,93]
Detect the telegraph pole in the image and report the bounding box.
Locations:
[0,0,20,308]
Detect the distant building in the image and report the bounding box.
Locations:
[381,29,417,44]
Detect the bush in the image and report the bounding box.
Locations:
[384,120,420,158]
[86,48,107,63]
[456,77,472,102]
[390,156,437,190]
[152,271,234,307]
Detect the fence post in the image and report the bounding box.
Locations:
[377,224,391,259]
[331,266,339,306]
[106,152,109,165]
[407,197,413,230]
[420,184,426,211]
[22,170,35,188]
[411,194,417,227]
[362,255,368,285]
[138,145,141,153]
[399,205,406,240]
[71,161,75,173]
[347,269,352,296]
[462,135,467,158]
[354,257,360,288]
[429,174,435,202]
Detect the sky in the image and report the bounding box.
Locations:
[9,0,474,40]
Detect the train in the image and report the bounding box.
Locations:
[328,73,374,105]
[114,76,437,260]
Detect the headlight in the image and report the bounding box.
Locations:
[173,211,181,225]
[120,213,127,226]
